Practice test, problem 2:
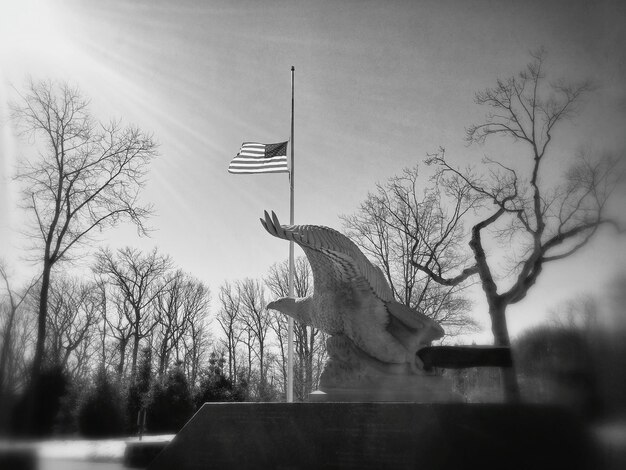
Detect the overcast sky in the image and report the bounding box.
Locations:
[1,0,625,342]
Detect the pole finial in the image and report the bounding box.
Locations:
[291,66,295,71]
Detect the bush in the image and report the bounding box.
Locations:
[55,378,88,435]
[126,347,153,435]
[148,363,194,433]
[514,325,599,418]
[194,353,248,405]
[195,369,234,405]
[78,367,125,437]
[448,367,504,403]
[11,365,68,437]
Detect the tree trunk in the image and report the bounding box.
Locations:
[31,262,52,383]
[22,261,52,433]
[306,328,314,395]
[227,336,233,380]
[131,333,140,378]
[232,350,237,386]
[190,348,199,387]
[489,299,520,403]
[158,342,168,376]
[246,331,252,384]
[117,337,128,378]
[0,304,17,395]
[259,343,265,397]
[131,308,141,377]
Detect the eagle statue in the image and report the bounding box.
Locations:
[261,211,444,378]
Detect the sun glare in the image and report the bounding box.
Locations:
[0,0,75,264]
[0,0,73,75]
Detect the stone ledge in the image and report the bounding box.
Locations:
[149,402,592,470]
[0,448,36,470]
[125,440,169,468]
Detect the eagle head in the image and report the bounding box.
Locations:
[267,297,316,328]
[267,297,297,315]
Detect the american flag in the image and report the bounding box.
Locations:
[228,141,289,174]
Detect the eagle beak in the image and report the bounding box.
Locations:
[267,297,295,313]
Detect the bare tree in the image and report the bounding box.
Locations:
[179,275,211,387]
[153,270,211,382]
[548,295,600,332]
[91,277,111,370]
[237,278,271,398]
[217,281,245,384]
[265,257,326,400]
[104,291,134,378]
[0,261,39,395]
[265,257,313,301]
[45,276,99,379]
[341,166,478,339]
[153,270,185,376]
[0,299,36,396]
[95,247,171,377]
[10,80,157,386]
[76,282,106,377]
[410,50,624,400]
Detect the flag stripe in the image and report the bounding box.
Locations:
[229,162,288,170]
[228,141,289,174]
[227,168,290,174]
[229,165,288,170]
[229,168,288,174]
[232,156,288,163]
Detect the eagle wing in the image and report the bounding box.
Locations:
[261,211,445,364]
[261,211,394,302]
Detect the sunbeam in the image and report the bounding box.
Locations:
[0,0,78,80]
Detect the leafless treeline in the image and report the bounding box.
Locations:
[0,252,328,401]
[218,257,327,401]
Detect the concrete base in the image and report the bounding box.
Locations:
[313,374,461,402]
[0,448,36,470]
[149,402,592,470]
[124,441,169,468]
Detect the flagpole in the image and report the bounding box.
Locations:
[287,66,295,403]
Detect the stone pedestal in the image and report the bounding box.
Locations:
[312,374,461,402]
[148,402,591,470]
[317,335,461,403]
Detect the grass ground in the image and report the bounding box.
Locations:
[2,420,626,469]
[0,434,173,470]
